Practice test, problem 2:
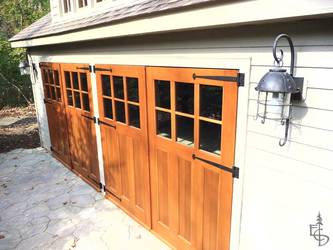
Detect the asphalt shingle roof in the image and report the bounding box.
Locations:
[10,0,215,42]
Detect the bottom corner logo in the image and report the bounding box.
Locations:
[310,212,330,247]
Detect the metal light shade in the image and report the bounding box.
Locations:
[255,34,304,147]
[19,60,30,75]
[256,68,299,94]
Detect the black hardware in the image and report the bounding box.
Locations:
[99,183,104,191]
[273,34,295,76]
[76,66,92,72]
[104,186,122,201]
[292,77,304,101]
[193,73,245,87]
[81,114,97,123]
[50,146,54,152]
[43,99,52,104]
[97,118,116,129]
[92,66,112,73]
[192,154,239,178]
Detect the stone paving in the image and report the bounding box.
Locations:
[0,148,170,250]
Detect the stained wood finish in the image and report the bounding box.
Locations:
[146,67,238,250]
[60,63,100,189]
[96,65,151,227]
[40,63,71,167]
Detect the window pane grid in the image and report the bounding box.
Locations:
[175,111,194,119]
[155,106,171,113]
[198,116,222,125]
[153,78,225,154]
[127,100,139,106]
[114,97,126,103]
[100,74,140,128]
[42,68,62,102]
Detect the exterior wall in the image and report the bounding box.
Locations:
[29,18,333,250]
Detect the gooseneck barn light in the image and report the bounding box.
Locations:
[255,34,303,146]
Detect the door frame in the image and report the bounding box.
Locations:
[32,54,251,250]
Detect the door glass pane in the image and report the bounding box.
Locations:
[65,71,71,88]
[156,110,171,138]
[46,86,51,98]
[50,86,56,100]
[102,75,112,97]
[67,90,73,106]
[49,70,54,85]
[200,85,223,120]
[103,98,113,119]
[56,87,61,101]
[176,82,194,114]
[199,120,221,155]
[82,93,90,111]
[43,70,49,83]
[129,104,140,128]
[155,80,170,109]
[176,116,194,146]
[54,70,60,85]
[127,77,139,102]
[72,72,79,90]
[74,91,81,108]
[80,73,88,91]
[115,101,125,123]
[113,76,124,99]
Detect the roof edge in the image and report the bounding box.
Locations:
[11,1,333,48]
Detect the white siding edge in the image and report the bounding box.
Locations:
[11,0,333,48]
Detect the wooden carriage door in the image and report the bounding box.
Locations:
[147,67,238,250]
[96,65,151,226]
[40,63,71,167]
[60,63,100,189]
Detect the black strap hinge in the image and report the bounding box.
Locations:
[232,166,239,178]
[192,154,239,179]
[90,66,112,74]
[97,118,116,129]
[193,73,244,87]
[81,114,97,123]
[76,66,91,72]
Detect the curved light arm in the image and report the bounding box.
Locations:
[279,118,290,147]
[273,34,295,76]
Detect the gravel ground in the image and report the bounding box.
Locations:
[0,106,40,153]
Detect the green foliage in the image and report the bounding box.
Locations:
[0,0,49,108]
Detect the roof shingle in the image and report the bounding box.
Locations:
[10,0,215,42]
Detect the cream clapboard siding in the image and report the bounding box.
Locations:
[29,18,333,250]
[50,0,60,21]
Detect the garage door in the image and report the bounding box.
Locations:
[95,65,151,226]
[40,63,71,167]
[146,67,239,250]
[60,63,100,189]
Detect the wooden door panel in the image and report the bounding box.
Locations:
[40,63,71,167]
[147,66,238,250]
[60,63,100,189]
[101,125,122,197]
[96,65,151,227]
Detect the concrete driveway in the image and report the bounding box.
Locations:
[0,148,170,250]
